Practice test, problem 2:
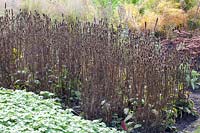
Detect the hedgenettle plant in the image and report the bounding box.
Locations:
[0,4,191,132]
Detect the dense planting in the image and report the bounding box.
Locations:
[0,7,190,131]
[0,88,123,133]
[0,1,199,132]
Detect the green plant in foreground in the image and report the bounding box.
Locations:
[0,88,124,133]
[186,70,200,90]
[174,98,198,118]
[163,98,198,132]
[163,107,178,132]
[179,63,200,90]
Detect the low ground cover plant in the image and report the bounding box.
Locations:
[0,88,123,133]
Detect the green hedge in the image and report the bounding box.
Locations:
[0,88,124,133]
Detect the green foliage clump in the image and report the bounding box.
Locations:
[163,98,198,132]
[179,63,200,90]
[186,70,200,90]
[0,88,124,133]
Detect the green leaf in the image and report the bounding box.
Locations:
[124,108,129,115]
[184,107,191,114]
[124,113,133,122]
[133,124,142,129]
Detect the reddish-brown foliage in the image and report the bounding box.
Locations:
[161,30,200,70]
[0,8,188,130]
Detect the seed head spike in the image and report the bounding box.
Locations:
[154,18,158,32]
[145,21,147,30]
[11,9,13,16]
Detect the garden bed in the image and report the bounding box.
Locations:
[0,2,199,132]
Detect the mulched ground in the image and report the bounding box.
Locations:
[176,91,200,133]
